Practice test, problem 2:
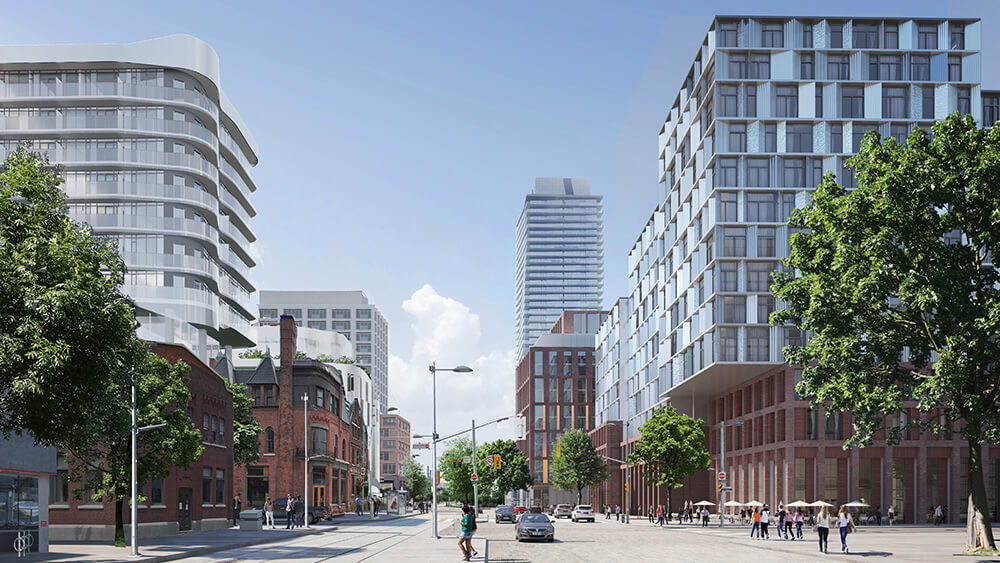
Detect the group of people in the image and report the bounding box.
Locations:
[601,501,712,526]
[458,504,479,561]
[745,503,856,554]
[257,494,307,529]
[353,495,382,518]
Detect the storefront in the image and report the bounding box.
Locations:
[0,435,54,554]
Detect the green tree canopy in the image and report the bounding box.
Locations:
[229,381,262,466]
[475,439,533,505]
[401,457,431,502]
[627,406,709,512]
[772,114,1000,552]
[549,430,607,505]
[0,146,146,448]
[440,438,474,504]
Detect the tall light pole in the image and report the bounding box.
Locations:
[303,392,310,528]
[719,420,743,527]
[130,376,165,557]
[428,362,473,539]
[471,419,478,519]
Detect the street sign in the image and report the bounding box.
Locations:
[722,487,733,492]
[718,471,727,481]
[361,468,366,476]
[471,473,478,482]
[413,442,430,449]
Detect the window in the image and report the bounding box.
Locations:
[827,55,849,80]
[282,308,302,319]
[758,296,776,323]
[949,55,962,81]
[883,86,908,118]
[219,417,225,445]
[950,22,965,50]
[800,53,814,79]
[576,378,587,402]
[307,321,326,330]
[150,477,164,505]
[911,56,931,81]
[211,415,218,443]
[830,23,843,48]
[745,85,757,118]
[202,413,209,441]
[918,23,938,49]
[723,297,746,323]
[382,463,397,475]
[316,387,325,410]
[357,308,372,319]
[775,86,798,118]
[717,158,738,186]
[202,467,212,504]
[884,23,899,49]
[259,308,278,319]
[825,413,842,440]
[215,469,225,505]
[750,53,770,79]
[51,453,69,504]
[719,192,738,220]
[729,52,747,79]
[852,23,878,48]
[747,192,776,221]
[787,124,812,153]
[719,85,738,116]
[252,386,261,406]
[728,123,747,152]
[852,126,869,153]
[984,94,1000,126]
[870,55,903,81]
[748,262,776,291]
[802,23,813,48]
[807,157,823,188]
[841,86,864,118]
[807,409,818,439]
[265,427,275,453]
[720,327,738,361]
[782,158,805,187]
[265,386,274,405]
[957,87,971,115]
[307,308,326,319]
[332,320,350,330]
[719,22,738,47]
[762,23,783,48]
[747,159,770,187]
[759,123,775,153]
[748,328,769,361]
[890,124,908,144]
[332,308,350,319]
[830,123,843,153]
[758,228,776,257]
[923,87,936,118]
[723,228,746,257]
[720,262,738,291]
[815,87,823,118]
[840,157,857,188]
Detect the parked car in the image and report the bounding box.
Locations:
[571,505,595,523]
[528,506,543,513]
[515,513,555,542]
[495,505,516,523]
[513,506,527,514]
[553,504,573,518]
[253,503,328,525]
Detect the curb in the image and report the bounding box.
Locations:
[136,526,336,563]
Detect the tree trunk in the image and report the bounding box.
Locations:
[577,484,584,507]
[966,435,996,552]
[667,487,673,518]
[114,496,125,545]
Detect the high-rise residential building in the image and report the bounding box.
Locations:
[258,290,389,414]
[515,178,604,359]
[0,35,260,360]
[379,413,411,490]
[515,310,606,507]
[594,297,630,427]
[597,16,1000,524]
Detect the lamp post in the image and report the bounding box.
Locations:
[428,362,473,539]
[303,392,310,528]
[130,377,166,558]
[719,420,743,527]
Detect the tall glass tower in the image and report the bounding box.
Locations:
[515,178,604,359]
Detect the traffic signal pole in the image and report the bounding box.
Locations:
[472,418,479,519]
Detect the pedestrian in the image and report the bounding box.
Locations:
[816,506,831,554]
[934,504,944,525]
[649,506,654,523]
[775,504,785,538]
[295,495,305,527]
[702,507,710,526]
[875,505,882,526]
[750,507,760,539]
[794,508,804,540]
[264,496,275,528]
[232,492,242,527]
[372,496,380,518]
[739,507,746,525]
[785,508,794,539]
[458,506,473,561]
[654,505,662,527]
[616,504,621,522]
[887,505,895,526]
[760,505,770,539]
[605,505,611,519]
[285,494,295,529]
[838,504,854,553]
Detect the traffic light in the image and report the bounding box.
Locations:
[493,454,502,469]
[717,482,723,493]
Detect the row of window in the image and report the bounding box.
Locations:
[718,20,966,51]
[530,406,592,433]
[728,52,965,83]
[530,350,593,376]
[260,308,375,320]
[532,377,592,404]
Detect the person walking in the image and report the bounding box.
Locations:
[816,506,832,554]
[654,505,662,527]
[794,508,804,540]
[934,504,944,525]
[785,509,794,539]
[232,492,242,527]
[649,506,655,523]
[615,504,621,522]
[775,504,785,538]
[285,494,296,529]
[750,507,760,539]
[458,506,474,561]
[760,505,771,539]
[838,505,854,553]
[355,496,363,516]
[295,495,305,527]
[605,505,611,519]
[875,506,882,526]
[887,505,895,526]
[264,496,275,528]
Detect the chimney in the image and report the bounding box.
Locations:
[279,315,297,398]
[277,315,297,474]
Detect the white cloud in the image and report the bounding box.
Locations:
[388,285,519,470]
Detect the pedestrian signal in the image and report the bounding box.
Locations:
[493,454,501,469]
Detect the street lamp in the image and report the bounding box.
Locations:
[719,420,743,527]
[131,377,166,558]
[428,362,473,539]
[302,392,311,529]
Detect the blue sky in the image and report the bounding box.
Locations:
[4,0,998,450]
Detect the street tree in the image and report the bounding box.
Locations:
[772,113,1000,553]
[229,381,262,466]
[440,438,474,504]
[67,353,203,546]
[476,439,533,505]
[401,457,431,502]
[627,406,710,513]
[549,430,607,505]
[0,146,146,448]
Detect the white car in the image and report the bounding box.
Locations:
[571,504,595,522]
[553,504,573,518]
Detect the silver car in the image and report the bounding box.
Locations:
[515,513,554,542]
[553,503,573,518]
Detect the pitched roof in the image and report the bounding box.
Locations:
[234,354,278,386]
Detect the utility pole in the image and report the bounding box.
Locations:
[472,419,478,518]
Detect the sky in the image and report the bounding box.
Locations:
[4,0,999,469]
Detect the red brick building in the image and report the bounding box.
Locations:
[231,316,364,517]
[379,413,411,490]
[49,343,234,540]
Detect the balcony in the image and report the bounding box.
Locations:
[122,251,216,280]
[1,82,217,116]
[70,213,218,246]
[0,114,216,146]
[63,180,218,216]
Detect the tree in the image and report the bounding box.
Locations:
[67,353,204,546]
[627,406,710,513]
[771,114,1000,553]
[401,457,431,502]
[440,438,474,504]
[229,381,262,466]
[0,146,146,449]
[549,430,607,505]
[476,439,533,505]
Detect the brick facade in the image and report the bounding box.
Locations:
[380,414,411,490]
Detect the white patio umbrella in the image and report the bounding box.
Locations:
[844,501,870,508]
[785,500,810,508]
[723,500,744,507]
[744,500,764,507]
[693,500,716,506]
[810,500,835,508]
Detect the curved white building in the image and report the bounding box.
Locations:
[0,35,260,357]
